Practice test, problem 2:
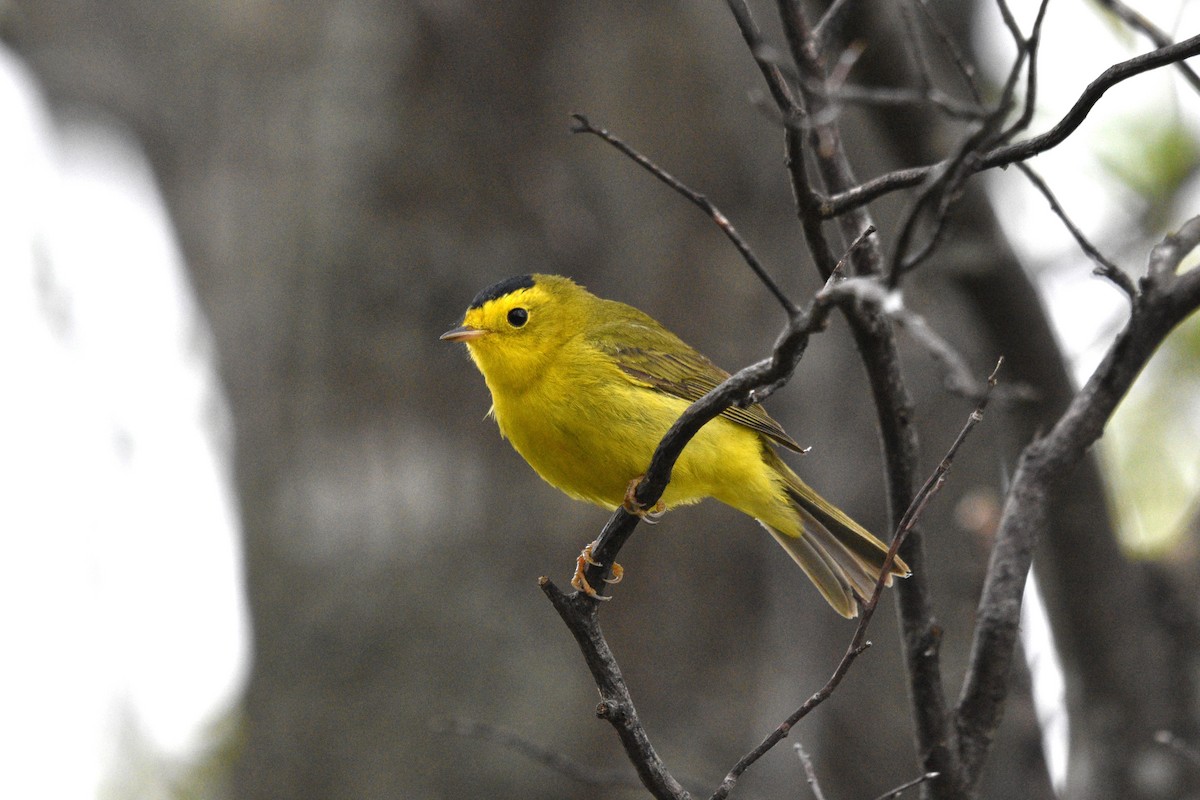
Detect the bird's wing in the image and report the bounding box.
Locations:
[588,312,804,452]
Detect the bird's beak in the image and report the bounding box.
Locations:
[440,325,488,342]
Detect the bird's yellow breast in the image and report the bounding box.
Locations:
[486,337,783,516]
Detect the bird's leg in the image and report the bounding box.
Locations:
[569,477,658,600]
[622,477,666,523]
[570,540,624,600]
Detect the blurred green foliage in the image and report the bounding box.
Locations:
[1105,309,1200,555]
[1097,114,1200,209]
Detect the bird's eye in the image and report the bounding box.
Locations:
[507,307,529,327]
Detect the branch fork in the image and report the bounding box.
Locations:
[538,2,1200,797]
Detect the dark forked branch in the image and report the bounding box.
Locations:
[539,4,1200,799]
[955,217,1200,786]
[887,0,1048,280]
[710,360,1000,800]
[1095,0,1200,95]
[754,4,966,795]
[821,33,1200,218]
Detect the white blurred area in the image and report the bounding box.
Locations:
[0,47,248,798]
[976,0,1200,379]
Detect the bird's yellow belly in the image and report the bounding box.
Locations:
[492,376,785,516]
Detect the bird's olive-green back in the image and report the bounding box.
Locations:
[584,297,803,452]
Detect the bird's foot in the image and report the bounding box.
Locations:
[622,477,666,523]
[571,540,624,600]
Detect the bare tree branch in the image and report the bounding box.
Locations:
[709,357,999,800]
[912,0,984,105]
[811,0,857,53]
[1095,0,1200,95]
[795,743,830,800]
[994,0,1051,146]
[956,216,1200,787]
[871,770,943,800]
[888,0,1047,280]
[993,0,1023,47]
[1015,162,1136,299]
[540,580,692,800]
[754,9,976,796]
[432,718,643,789]
[821,34,1200,217]
[569,113,798,315]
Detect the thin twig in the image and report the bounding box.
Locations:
[899,0,935,97]
[570,114,798,315]
[889,0,1043,280]
[821,34,1200,217]
[709,362,999,800]
[993,0,1023,46]
[814,83,986,120]
[871,771,942,800]
[794,743,829,800]
[995,0,1052,146]
[1095,0,1200,95]
[1015,162,1136,299]
[726,0,842,278]
[432,718,643,789]
[913,0,983,104]
[811,0,857,52]
[734,0,802,113]
[888,29,1026,280]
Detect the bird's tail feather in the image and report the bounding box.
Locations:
[763,460,910,618]
[762,522,862,618]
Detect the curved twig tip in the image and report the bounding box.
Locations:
[568,113,593,134]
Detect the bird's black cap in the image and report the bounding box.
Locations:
[470,274,535,309]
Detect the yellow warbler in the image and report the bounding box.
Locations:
[442,274,907,616]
